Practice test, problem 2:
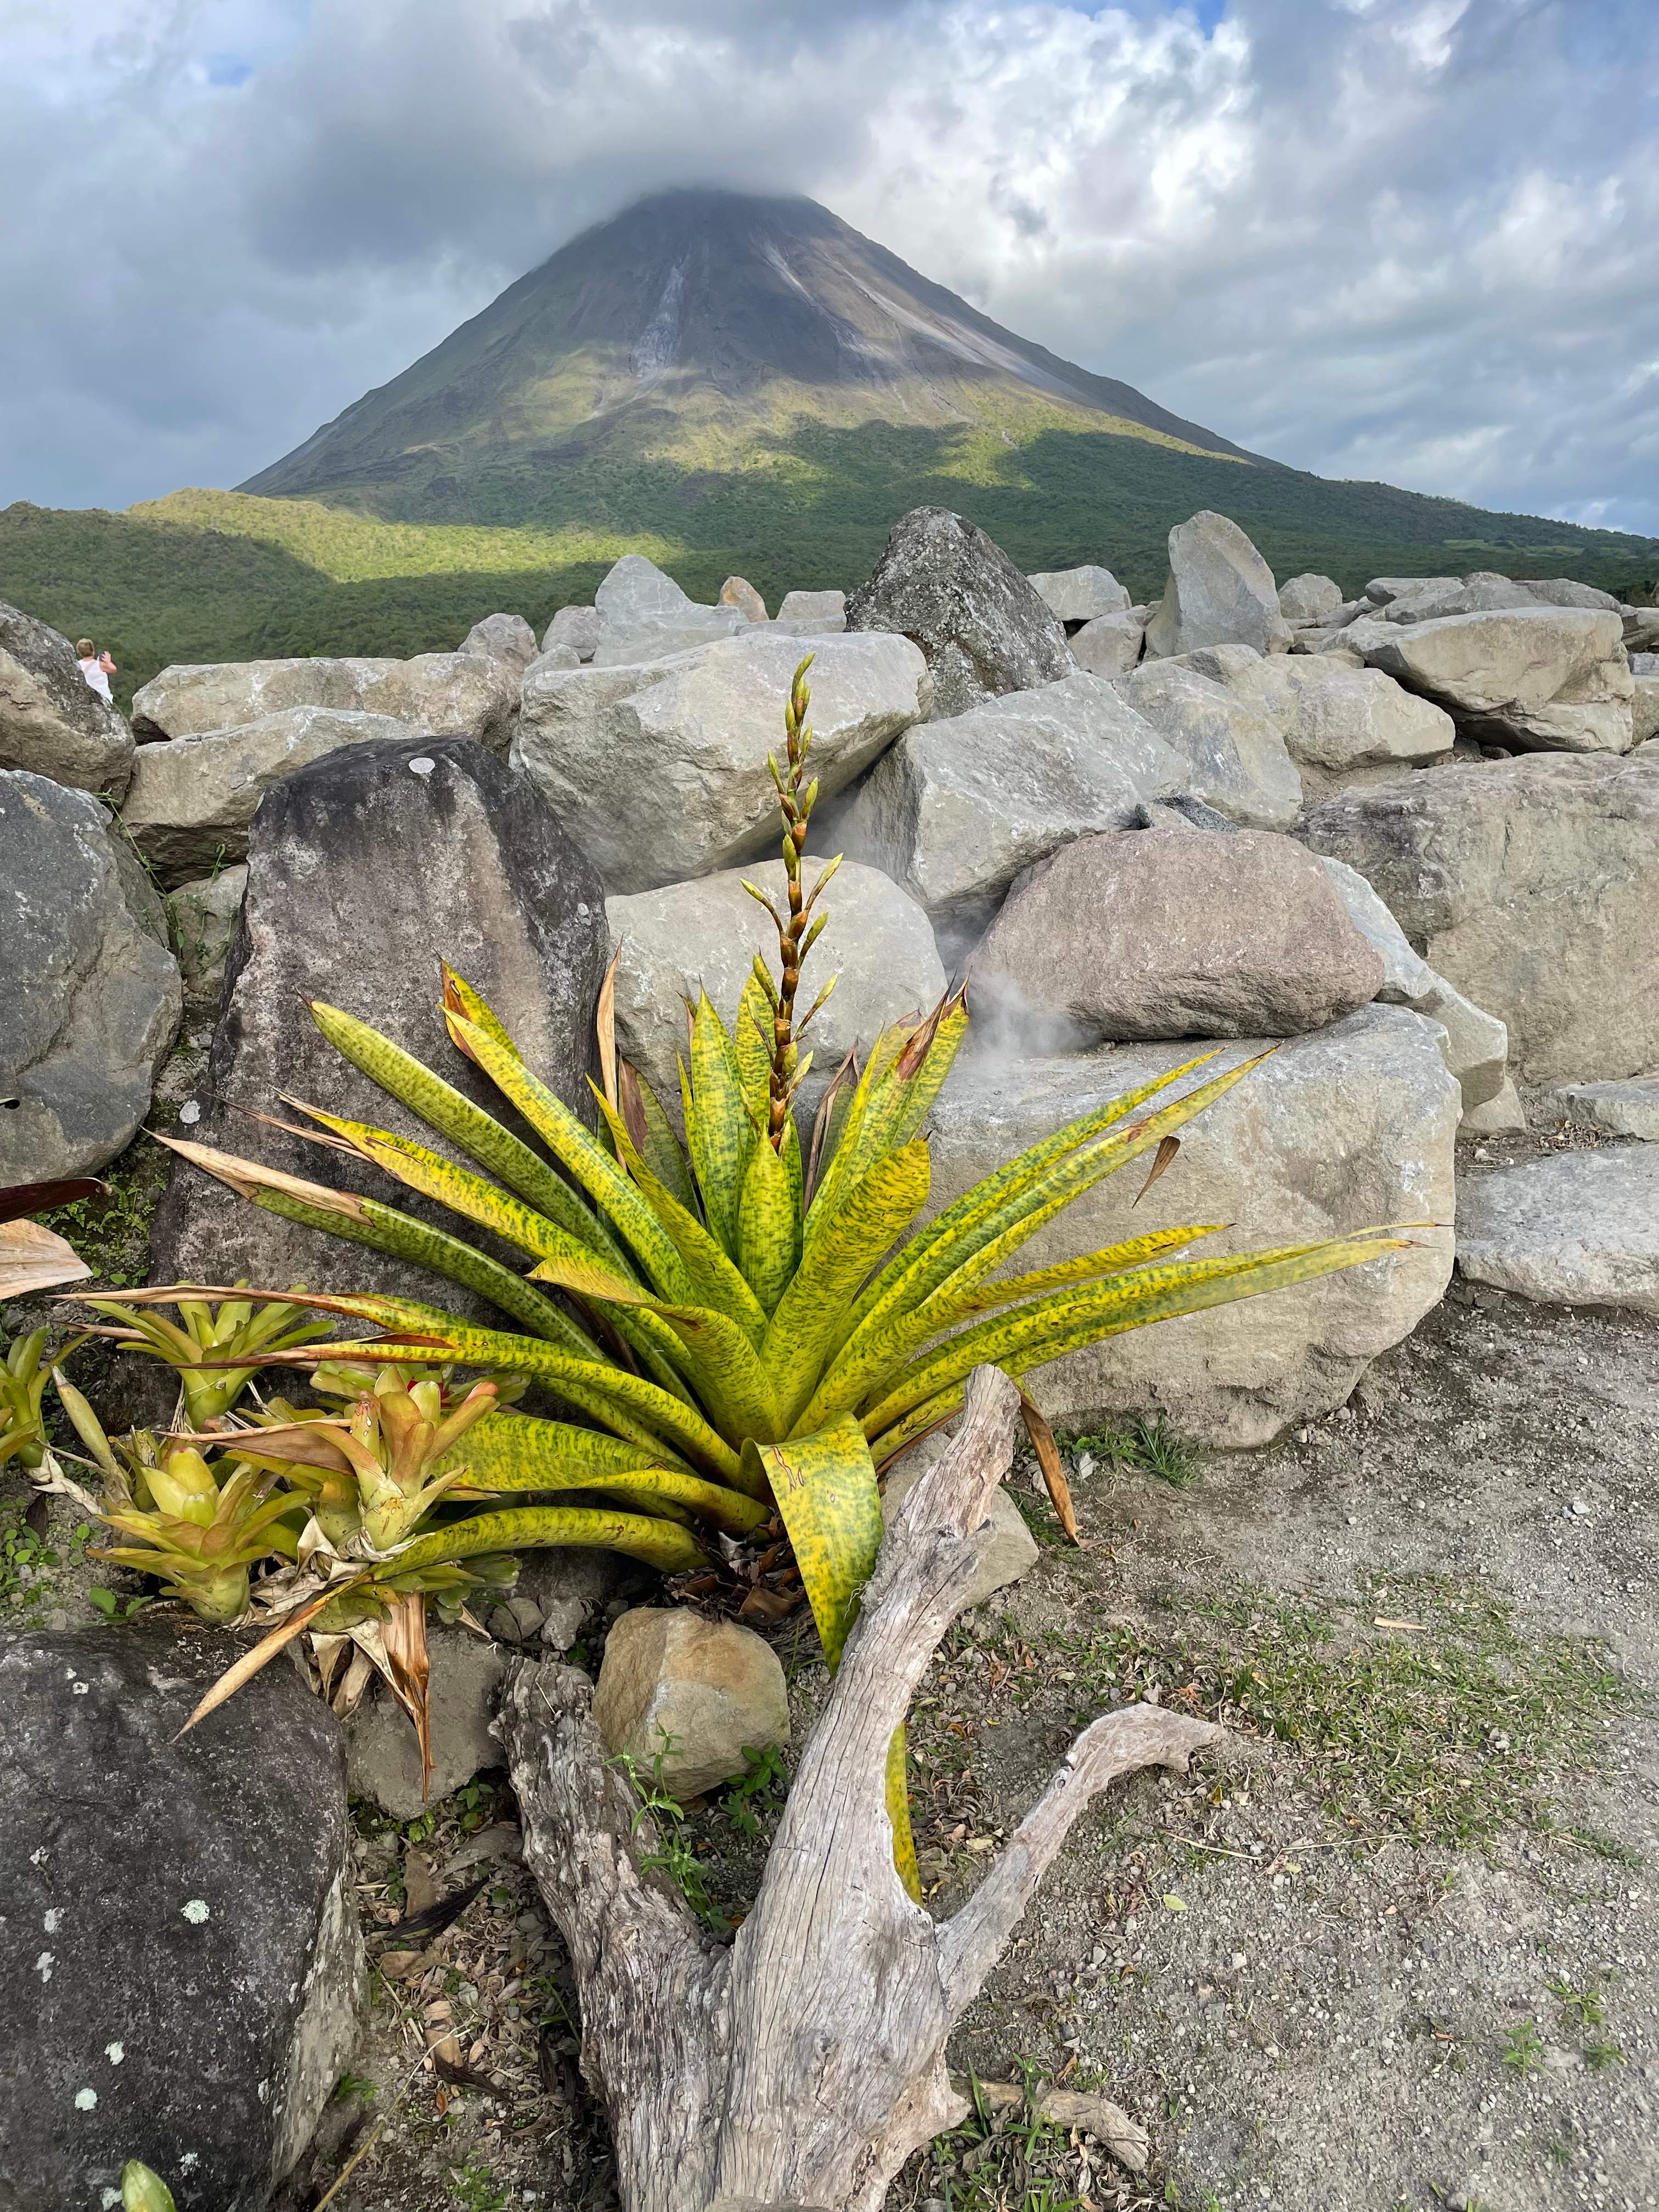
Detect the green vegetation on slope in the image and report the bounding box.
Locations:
[4,413,1656,705]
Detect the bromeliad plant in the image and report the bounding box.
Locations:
[122,656,1413,1874]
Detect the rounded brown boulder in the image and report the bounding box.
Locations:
[970,825,1385,1047]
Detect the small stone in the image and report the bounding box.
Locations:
[718,575,769,623]
[882,1425,1038,1610]
[593,1609,789,1800]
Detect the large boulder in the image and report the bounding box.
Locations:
[1144,511,1292,661]
[1300,751,1659,1084]
[1622,608,1659,654]
[1316,855,1508,1108]
[1457,1150,1659,1316]
[0,773,180,1180]
[1113,661,1302,828]
[970,829,1383,1046]
[543,604,601,661]
[1278,574,1344,624]
[1202,650,1455,787]
[130,648,521,751]
[0,1624,362,2211]
[461,611,539,667]
[1069,611,1145,677]
[775,588,848,634]
[119,706,413,884]
[719,575,769,622]
[1634,673,1659,747]
[594,1608,789,1801]
[1375,573,1624,624]
[171,863,249,1023]
[1028,566,1132,626]
[845,506,1072,720]
[607,856,944,1119]
[1542,1079,1659,1142]
[927,1005,1458,1448]
[1353,607,1633,753]
[590,554,748,665]
[148,736,609,1314]
[511,629,929,894]
[0,601,136,800]
[841,673,1182,949]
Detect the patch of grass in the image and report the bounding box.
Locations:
[1057,1573,1637,1853]
[1067,1415,1201,1489]
[448,2155,508,2212]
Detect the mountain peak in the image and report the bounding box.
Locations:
[240,187,1252,511]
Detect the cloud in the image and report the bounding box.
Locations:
[2,0,1656,533]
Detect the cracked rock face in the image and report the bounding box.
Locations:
[1300,749,1659,1084]
[846,505,1073,721]
[0,1624,363,2212]
[0,770,180,1178]
[0,599,136,800]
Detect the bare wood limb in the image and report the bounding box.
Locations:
[937,1703,1220,2019]
[497,1663,731,2212]
[499,1367,1226,2212]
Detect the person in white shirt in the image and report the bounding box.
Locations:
[76,639,116,704]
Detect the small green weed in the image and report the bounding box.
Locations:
[448,2157,507,2212]
[1583,2038,1626,2070]
[0,1497,53,1611]
[40,1146,170,1289]
[617,1745,723,1931]
[1502,2020,1544,2074]
[721,1742,788,1842]
[333,2072,379,2104]
[1066,1414,1200,1488]
[87,1584,153,1622]
[1544,1973,1605,2028]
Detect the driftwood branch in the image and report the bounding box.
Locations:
[499,1365,1221,2212]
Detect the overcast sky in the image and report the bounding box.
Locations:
[4,0,1656,534]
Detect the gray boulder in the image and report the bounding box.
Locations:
[775,588,848,634]
[461,611,539,667]
[590,554,748,665]
[511,629,929,894]
[0,601,136,800]
[0,773,180,1180]
[148,736,608,1317]
[120,706,413,884]
[1278,574,1344,623]
[1542,1079,1659,1142]
[607,856,944,1119]
[1028,565,1132,625]
[1353,607,1633,753]
[1300,751,1659,1084]
[1069,611,1145,677]
[1378,573,1624,624]
[543,604,601,661]
[1462,1077,1527,1135]
[1113,661,1303,828]
[526,644,581,676]
[131,648,521,751]
[0,1624,362,2211]
[1621,608,1659,654]
[1634,674,1659,747]
[842,673,1182,949]
[345,1628,506,1821]
[1144,511,1292,661]
[971,829,1383,1046]
[1458,1150,1659,1315]
[1317,855,1508,1107]
[845,506,1071,720]
[171,863,249,1022]
[1209,651,1455,786]
[1363,576,1458,607]
[925,1004,1458,1448]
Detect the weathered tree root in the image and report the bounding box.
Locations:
[499,1365,1221,2212]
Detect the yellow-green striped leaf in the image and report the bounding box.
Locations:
[684,992,755,1261]
[621,1059,698,1217]
[449,1012,692,1302]
[738,1132,799,1316]
[887,1724,921,1904]
[734,965,776,1128]
[307,997,605,1254]
[862,1229,1410,1441]
[454,1412,770,1536]
[742,1414,879,1669]
[387,1504,708,1577]
[765,1142,932,1431]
